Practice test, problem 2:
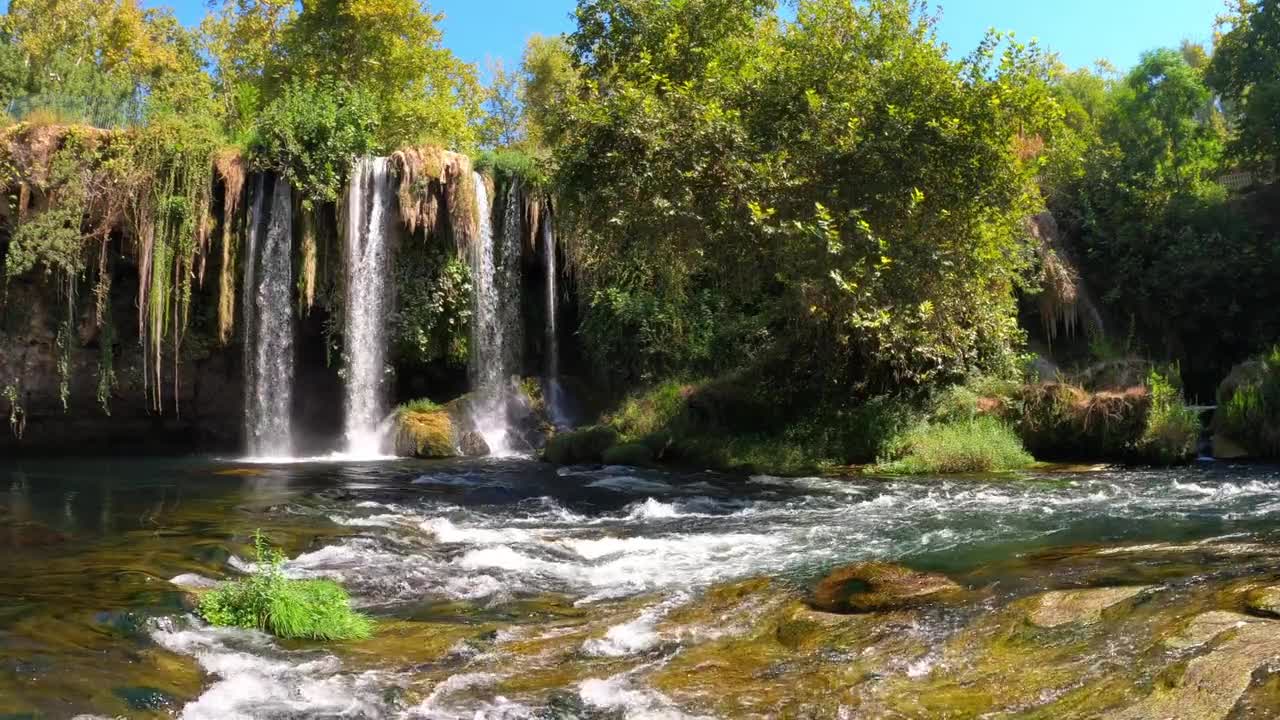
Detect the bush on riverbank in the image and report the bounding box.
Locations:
[1217,348,1280,458]
[873,417,1034,475]
[199,532,372,641]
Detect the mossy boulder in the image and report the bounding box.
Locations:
[543,426,619,465]
[1115,613,1280,720]
[1017,382,1151,459]
[1025,586,1153,628]
[394,408,456,458]
[1244,586,1280,618]
[601,442,653,467]
[811,562,961,614]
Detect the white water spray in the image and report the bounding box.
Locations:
[342,158,395,456]
[242,175,295,458]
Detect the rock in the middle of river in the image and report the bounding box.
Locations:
[810,561,962,613]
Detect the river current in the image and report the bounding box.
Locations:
[3,457,1280,718]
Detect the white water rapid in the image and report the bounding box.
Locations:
[342,157,395,458]
[241,175,295,458]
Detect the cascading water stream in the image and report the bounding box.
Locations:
[242,175,295,458]
[542,216,568,428]
[468,172,524,455]
[342,158,395,456]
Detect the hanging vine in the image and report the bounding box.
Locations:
[126,121,219,414]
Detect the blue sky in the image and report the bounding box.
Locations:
[5,0,1225,74]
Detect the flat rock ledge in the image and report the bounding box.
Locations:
[1027,586,1153,628]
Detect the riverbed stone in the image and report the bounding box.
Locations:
[1116,614,1280,720]
[1026,586,1153,628]
[811,562,961,614]
[1244,586,1280,618]
[459,430,490,457]
[1165,610,1262,649]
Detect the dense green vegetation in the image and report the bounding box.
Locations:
[199,531,373,641]
[1217,347,1280,458]
[1,0,1276,467]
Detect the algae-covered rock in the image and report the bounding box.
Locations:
[601,442,653,467]
[1165,610,1261,649]
[543,426,619,465]
[1026,586,1152,628]
[811,562,961,613]
[1244,586,1280,618]
[394,408,456,458]
[1116,615,1280,720]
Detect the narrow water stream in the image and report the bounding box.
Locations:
[4,459,1280,718]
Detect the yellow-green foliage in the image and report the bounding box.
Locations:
[874,417,1034,475]
[395,404,455,458]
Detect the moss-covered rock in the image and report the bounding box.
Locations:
[543,425,618,465]
[1244,586,1280,618]
[811,562,961,613]
[601,442,653,467]
[1025,586,1153,628]
[394,408,456,458]
[1115,613,1280,720]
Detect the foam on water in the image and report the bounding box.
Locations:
[165,462,1280,718]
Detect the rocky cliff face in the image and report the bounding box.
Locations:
[0,273,243,456]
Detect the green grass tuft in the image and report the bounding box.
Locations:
[199,531,373,641]
[397,398,443,414]
[873,417,1034,475]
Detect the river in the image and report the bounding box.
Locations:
[3,457,1280,718]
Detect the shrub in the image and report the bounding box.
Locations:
[544,425,619,464]
[602,442,654,467]
[874,417,1034,475]
[1136,367,1200,464]
[199,531,372,641]
[1217,347,1280,457]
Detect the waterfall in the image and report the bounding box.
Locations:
[542,216,568,428]
[342,157,395,456]
[468,172,524,455]
[242,175,295,458]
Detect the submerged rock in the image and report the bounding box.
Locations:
[1026,586,1153,628]
[811,562,961,613]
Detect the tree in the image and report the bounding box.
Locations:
[272,0,483,150]
[520,34,578,150]
[1207,0,1280,173]
[556,0,1058,390]
[201,0,295,137]
[478,59,524,148]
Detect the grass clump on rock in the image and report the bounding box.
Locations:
[199,531,372,641]
[394,399,456,458]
